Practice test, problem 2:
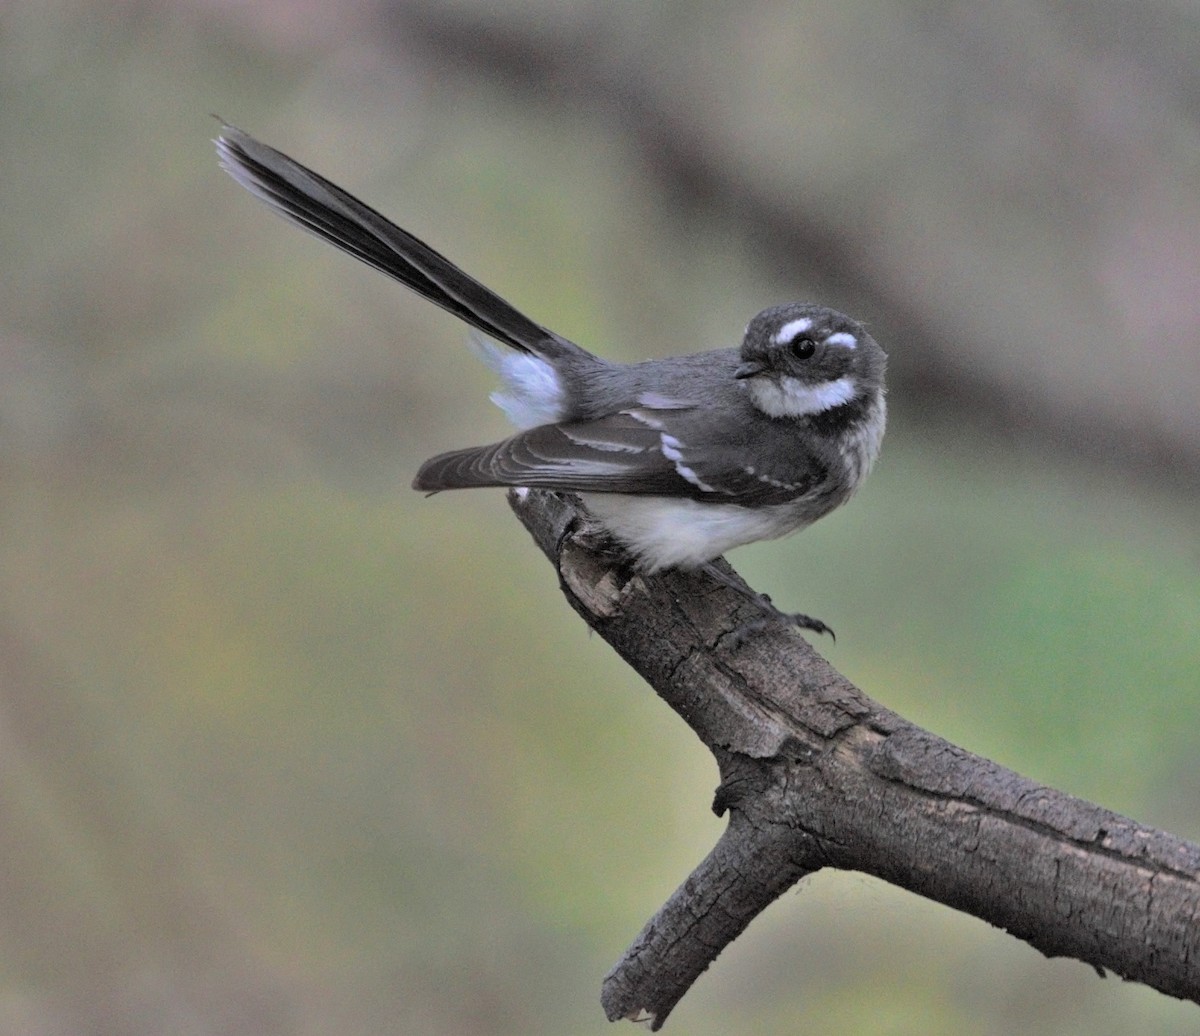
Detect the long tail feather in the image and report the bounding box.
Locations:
[215,125,586,361]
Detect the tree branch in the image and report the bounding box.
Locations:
[508,488,1200,1030]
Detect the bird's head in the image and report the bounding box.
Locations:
[735,303,886,420]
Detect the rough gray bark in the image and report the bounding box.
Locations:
[508,487,1200,1030]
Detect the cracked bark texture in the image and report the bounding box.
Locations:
[508,488,1200,1030]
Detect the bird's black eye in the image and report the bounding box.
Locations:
[789,336,816,360]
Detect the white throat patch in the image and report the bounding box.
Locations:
[748,374,856,418]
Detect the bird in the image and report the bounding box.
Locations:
[215,125,887,639]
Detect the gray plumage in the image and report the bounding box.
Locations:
[215,126,887,578]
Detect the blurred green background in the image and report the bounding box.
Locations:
[2,2,1198,1033]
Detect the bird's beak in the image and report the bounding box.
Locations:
[734,360,767,380]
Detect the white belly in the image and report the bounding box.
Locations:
[579,493,811,572]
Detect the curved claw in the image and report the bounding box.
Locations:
[697,561,836,646]
[787,612,836,642]
[725,610,836,649]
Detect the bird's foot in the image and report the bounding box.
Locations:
[698,562,835,646]
[726,609,836,649]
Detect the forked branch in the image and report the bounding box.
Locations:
[508,488,1200,1030]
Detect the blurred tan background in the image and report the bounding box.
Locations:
[2,1,1199,1033]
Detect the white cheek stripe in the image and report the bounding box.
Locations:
[771,317,813,346]
[823,331,857,349]
[749,374,856,418]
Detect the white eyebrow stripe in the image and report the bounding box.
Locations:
[823,331,858,349]
[771,317,813,346]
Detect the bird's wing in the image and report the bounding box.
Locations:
[215,125,587,362]
[413,404,823,505]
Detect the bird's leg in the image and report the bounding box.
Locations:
[698,561,835,644]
